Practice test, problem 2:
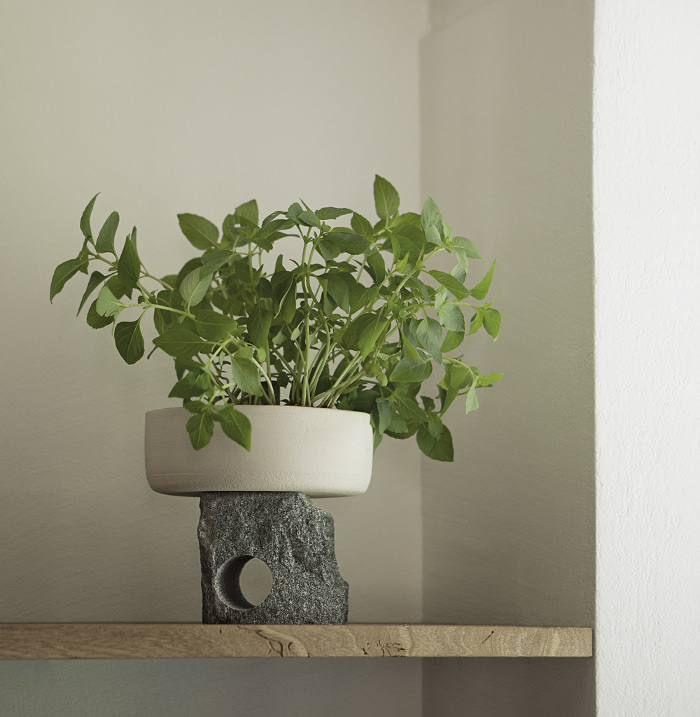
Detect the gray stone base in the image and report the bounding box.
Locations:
[197,492,349,624]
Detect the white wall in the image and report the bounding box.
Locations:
[0,1,426,714]
[594,0,700,714]
[420,1,595,714]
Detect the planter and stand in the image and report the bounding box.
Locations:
[145,405,373,625]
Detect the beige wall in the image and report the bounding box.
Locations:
[420,0,595,714]
[0,0,426,714]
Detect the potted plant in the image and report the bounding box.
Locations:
[50,176,501,497]
[51,176,501,623]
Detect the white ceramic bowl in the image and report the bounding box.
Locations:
[145,405,373,498]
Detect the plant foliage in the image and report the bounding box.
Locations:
[51,177,501,460]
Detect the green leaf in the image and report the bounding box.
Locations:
[421,196,442,233]
[316,206,353,221]
[194,310,237,341]
[117,235,140,288]
[483,308,501,340]
[80,193,99,238]
[77,271,107,315]
[351,212,374,238]
[95,211,119,255]
[342,313,388,359]
[298,210,321,228]
[248,309,273,360]
[324,274,350,313]
[427,425,454,461]
[235,199,259,227]
[376,398,393,435]
[230,357,263,396]
[400,326,422,362]
[201,250,234,274]
[153,329,206,358]
[471,260,495,300]
[86,299,114,329]
[187,411,215,450]
[216,405,251,451]
[416,318,443,363]
[425,225,442,246]
[365,251,386,284]
[465,383,479,414]
[390,358,432,383]
[178,213,219,250]
[428,269,470,300]
[179,268,212,307]
[441,330,464,352]
[468,310,484,335]
[327,231,369,255]
[114,320,144,364]
[437,301,465,332]
[374,175,400,220]
[95,285,124,317]
[50,258,86,302]
[168,373,206,399]
[478,372,503,387]
[453,236,483,260]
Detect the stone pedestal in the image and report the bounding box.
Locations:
[197,492,349,624]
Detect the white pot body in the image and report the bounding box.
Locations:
[145,406,373,498]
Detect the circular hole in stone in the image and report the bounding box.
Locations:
[216,556,273,610]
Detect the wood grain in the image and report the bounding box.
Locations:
[0,624,592,660]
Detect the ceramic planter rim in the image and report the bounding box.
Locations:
[145,405,374,499]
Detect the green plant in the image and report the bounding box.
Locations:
[51,176,501,461]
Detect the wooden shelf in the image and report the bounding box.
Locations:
[0,623,591,660]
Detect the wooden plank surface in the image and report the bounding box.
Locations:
[0,624,592,660]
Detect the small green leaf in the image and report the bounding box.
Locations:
[471,260,495,300]
[230,357,263,396]
[95,211,119,255]
[316,206,352,221]
[365,251,386,284]
[298,210,321,228]
[327,231,369,255]
[178,213,219,249]
[77,271,108,315]
[453,236,483,260]
[428,425,454,461]
[194,310,237,341]
[478,372,503,387]
[187,411,215,450]
[50,258,86,302]
[248,309,273,360]
[351,212,374,238]
[216,405,252,451]
[374,175,400,220]
[80,193,99,238]
[168,373,206,399]
[376,398,393,435]
[234,200,259,227]
[117,235,140,288]
[416,318,443,363]
[342,313,388,359]
[390,358,432,383]
[465,383,479,414]
[421,197,443,233]
[153,329,206,358]
[179,268,212,307]
[437,301,465,332]
[200,250,234,274]
[95,285,124,317]
[114,320,144,364]
[441,330,465,353]
[428,269,470,300]
[86,299,114,329]
[483,308,501,340]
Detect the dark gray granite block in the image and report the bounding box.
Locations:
[198,492,348,624]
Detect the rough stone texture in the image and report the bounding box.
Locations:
[198,492,348,624]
